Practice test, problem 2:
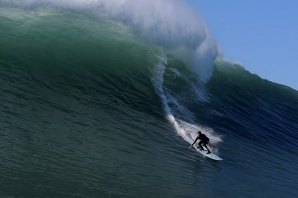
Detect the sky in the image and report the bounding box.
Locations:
[188,0,298,90]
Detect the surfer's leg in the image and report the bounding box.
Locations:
[198,141,204,150]
[204,143,211,154]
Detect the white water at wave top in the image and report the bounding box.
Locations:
[3,0,218,82]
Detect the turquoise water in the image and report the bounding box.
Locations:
[0,5,298,198]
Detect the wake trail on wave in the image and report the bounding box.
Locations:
[151,53,222,154]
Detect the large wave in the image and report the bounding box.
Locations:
[2,3,298,196]
[0,0,222,154]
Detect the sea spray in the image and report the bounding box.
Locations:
[1,0,218,82]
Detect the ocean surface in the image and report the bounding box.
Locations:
[0,2,298,198]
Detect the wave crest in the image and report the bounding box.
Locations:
[2,0,218,81]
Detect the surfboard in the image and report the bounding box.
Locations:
[191,145,223,161]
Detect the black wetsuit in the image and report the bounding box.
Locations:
[195,134,210,151]
[198,134,209,144]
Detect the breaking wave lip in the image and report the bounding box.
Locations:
[2,0,218,82]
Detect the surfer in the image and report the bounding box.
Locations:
[189,131,211,154]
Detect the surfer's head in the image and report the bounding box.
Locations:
[197,131,201,135]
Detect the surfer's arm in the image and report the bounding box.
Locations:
[189,137,199,149]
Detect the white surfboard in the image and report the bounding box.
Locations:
[191,145,223,161]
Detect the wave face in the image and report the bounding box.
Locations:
[1,4,298,198]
